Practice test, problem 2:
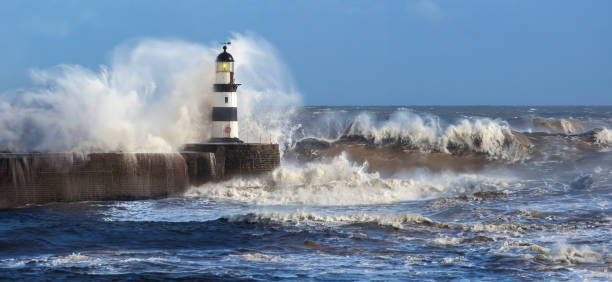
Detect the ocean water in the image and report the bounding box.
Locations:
[1,106,611,280]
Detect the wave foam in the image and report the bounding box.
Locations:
[432,237,464,245]
[535,243,602,264]
[224,211,448,230]
[186,153,511,205]
[595,128,612,146]
[228,253,282,262]
[469,222,544,234]
[50,253,101,267]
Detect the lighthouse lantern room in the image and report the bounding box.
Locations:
[211,43,242,143]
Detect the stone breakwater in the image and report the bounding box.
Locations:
[0,144,280,209]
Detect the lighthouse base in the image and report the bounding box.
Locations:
[181,143,280,186]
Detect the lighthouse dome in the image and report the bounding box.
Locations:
[216,46,234,62]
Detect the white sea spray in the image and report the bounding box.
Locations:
[0,33,300,153]
[595,128,612,146]
[186,152,511,205]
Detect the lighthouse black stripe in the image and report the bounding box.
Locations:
[212,107,238,121]
[213,84,240,92]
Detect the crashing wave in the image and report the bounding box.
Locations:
[186,152,512,205]
[594,128,612,146]
[292,112,533,162]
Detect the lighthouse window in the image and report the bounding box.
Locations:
[225,97,228,103]
[216,62,234,72]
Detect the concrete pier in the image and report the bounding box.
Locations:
[181,143,280,186]
[0,144,280,209]
[0,153,187,209]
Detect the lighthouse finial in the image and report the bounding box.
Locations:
[222,41,231,52]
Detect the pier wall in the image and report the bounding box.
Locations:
[0,144,280,209]
[0,153,187,209]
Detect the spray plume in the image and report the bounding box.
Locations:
[0,33,301,153]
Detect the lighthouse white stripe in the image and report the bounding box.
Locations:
[212,121,239,139]
[212,92,237,107]
[215,72,231,84]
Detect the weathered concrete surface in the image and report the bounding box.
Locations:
[0,153,187,209]
[180,151,217,186]
[181,143,280,185]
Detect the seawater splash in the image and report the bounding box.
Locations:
[0,33,300,153]
[595,128,612,146]
[229,34,302,153]
[186,152,512,205]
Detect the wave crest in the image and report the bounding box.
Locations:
[326,111,532,161]
[224,211,447,230]
[530,117,586,134]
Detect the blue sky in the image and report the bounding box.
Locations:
[1,0,611,105]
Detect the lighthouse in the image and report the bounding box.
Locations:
[180,42,280,184]
[211,43,242,143]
